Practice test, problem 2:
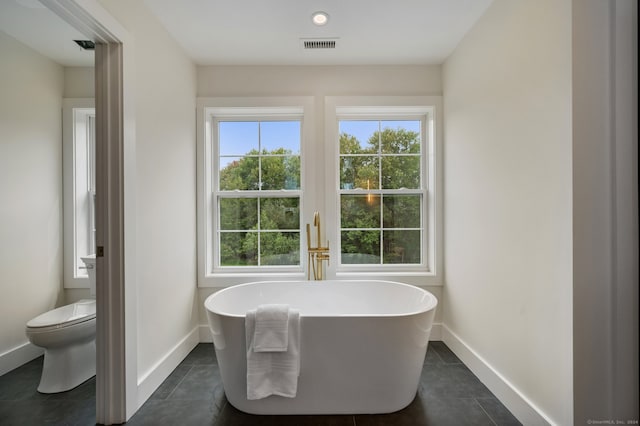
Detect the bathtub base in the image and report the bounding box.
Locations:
[225,388,419,416]
[226,393,418,416]
[215,316,430,415]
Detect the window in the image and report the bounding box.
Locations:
[338,119,424,265]
[198,96,441,287]
[216,119,302,268]
[325,97,443,283]
[63,99,96,289]
[197,98,315,285]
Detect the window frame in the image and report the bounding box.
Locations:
[197,97,316,287]
[324,96,443,286]
[63,98,96,289]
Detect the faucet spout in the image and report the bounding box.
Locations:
[313,211,321,250]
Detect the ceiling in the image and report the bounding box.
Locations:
[0,0,94,67]
[0,0,493,67]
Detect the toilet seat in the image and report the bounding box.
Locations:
[26,300,96,332]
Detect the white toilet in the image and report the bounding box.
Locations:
[25,255,97,393]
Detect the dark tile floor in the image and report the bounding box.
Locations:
[0,342,520,425]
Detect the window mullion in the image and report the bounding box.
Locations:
[377,121,384,265]
[258,121,262,191]
[257,197,261,266]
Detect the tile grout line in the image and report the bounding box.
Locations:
[474,397,499,426]
[164,364,194,400]
[213,398,229,426]
[424,343,446,367]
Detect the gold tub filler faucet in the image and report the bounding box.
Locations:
[307,211,330,280]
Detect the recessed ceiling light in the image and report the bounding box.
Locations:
[311,11,329,26]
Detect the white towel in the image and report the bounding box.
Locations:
[245,307,300,400]
[253,304,290,352]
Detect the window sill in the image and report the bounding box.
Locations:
[198,270,442,288]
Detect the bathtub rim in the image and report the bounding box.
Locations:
[204,279,438,319]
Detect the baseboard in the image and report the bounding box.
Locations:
[441,325,553,426]
[198,322,443,343]
[0,342,44,376]
[136,326,199,408]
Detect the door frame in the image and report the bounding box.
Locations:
[40,1,138,423]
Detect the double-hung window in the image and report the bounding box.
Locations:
[325,97,443,283]
[62,99,96,289]
[338,118,424,266]
[216,119,302,268]
[198,98,315,285]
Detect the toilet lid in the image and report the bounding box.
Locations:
[26,300,96,329]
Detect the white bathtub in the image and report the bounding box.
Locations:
[204,280,438,415]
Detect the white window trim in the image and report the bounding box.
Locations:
[324,96,444,286]
[197,97,316,287]
[63,98,96,289]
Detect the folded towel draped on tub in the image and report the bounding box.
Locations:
[245,304,300,400]
[253,304,290,352]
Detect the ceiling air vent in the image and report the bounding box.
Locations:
[74,40,95,50]
[301,38,337,49]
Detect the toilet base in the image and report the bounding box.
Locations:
[37,340,96,393]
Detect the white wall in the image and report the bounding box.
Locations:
[442,1,572,425]
[63,67,94,98]
[0,31,64,373]
[97,0,198,404]
[197,65,441,97]
[196,64,444,334]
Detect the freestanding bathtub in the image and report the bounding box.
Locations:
[204,280,438,415]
